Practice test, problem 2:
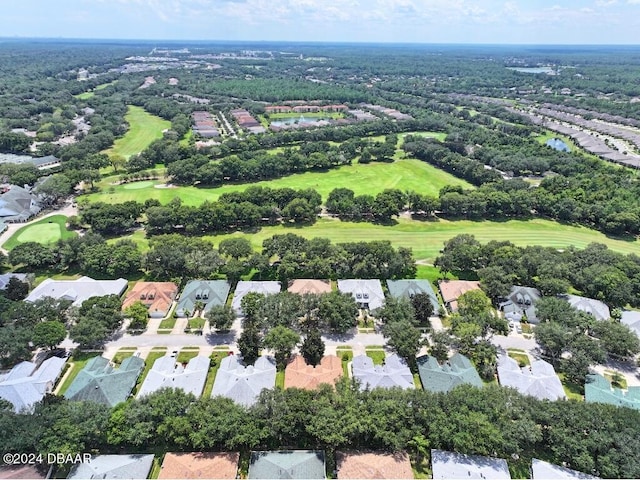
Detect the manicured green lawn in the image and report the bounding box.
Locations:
[206,216,640,262]
[176,348,200,364]
[75,91,95,100]
[415,265,455,283]
[399,131,447,142]
[604,370,628,389]
[507,349,530,367]
[188,317,206,329]
[106,230,150,251]
[276,370,285,388]
[82,158,472,206]
[103,105,171,159]
[413,373,423,389]
[74,81,118,100]
[203,351,229,398]
[158,317,176,330]
[558,373,584,401]
[365,348,386,365]
[336,347,353,377]
[56,351,101,396]
[3,215,76,250]
[112,348,137,365]
[179,130,193,147]
[103,215,640,265]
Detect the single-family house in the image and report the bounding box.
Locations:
[248,451,326,479]
[29,155,60,170]
[231,281,281,315]
[176,280,231,317]
[585,373,640,410]
[121,281,178,318]
[67,454,154,480]
[337,279,385,311]
[287,279,332,295]
[438,280,481,312]
[386,279,440,313]
[499,286,542,324]
[212,355,276,407]
[563,294,610,321]
[137,355,210,398]
[417,353,483,393]
[284,355,343,390]
[159,452,240,479]
[621,311,640,339]
[497,355,566,401]
[351,354,415,390]
[336,451,414,479]
[431,449,511,480]
[0,184,41,223]
[531,458,599,479]
[0,356,66,412]
[0,273,30,290]
[64,356,144,407]
[25,276,128,307]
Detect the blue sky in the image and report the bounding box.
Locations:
[2,0,640,44]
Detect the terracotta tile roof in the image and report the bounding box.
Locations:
[336,451,414,479]
[122,282,178,318]
[438,280,481,312]
[159,452,240,479]
[287,279,332,295]
[284,355,343,390]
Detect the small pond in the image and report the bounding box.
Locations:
[507,66,556,74]
[270,115,328,127]
[546,138,571,152]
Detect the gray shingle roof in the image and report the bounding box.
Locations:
[0,356,66,412]
[212,355,276,407]
[337,279,385,311]
[531,458,599,479]
[67,454,154,479]
[231,281,281,315]
[0,273,29,290]
[0,185,40,222]
[386,279,439,312]
[417,354,483,393]
[176,280,231,317]
[584,373,640,410]
[137,355,210,398]
[497,355,566,401]
[26,276,128,307]
[64,356,144,407]
[621,310,640,339]
[352,354,414,390]
[248,451,326,479]
[564,294,610,321]
[499,286,542,324]
[431,449,511,480]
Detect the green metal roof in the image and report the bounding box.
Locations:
[176,280,231,317]
[386,280,439,312]
[585,373,640,410]
[248,451,325,479]
[417,354,483,393]
[64,356,144,407]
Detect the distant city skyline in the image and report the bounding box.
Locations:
[2,0,640,45]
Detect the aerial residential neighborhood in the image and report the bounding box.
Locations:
[1,4,640,478]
